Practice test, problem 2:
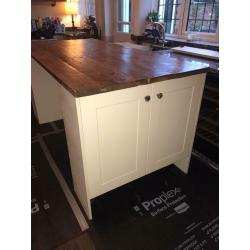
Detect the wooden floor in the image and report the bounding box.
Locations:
[53,232,96,250]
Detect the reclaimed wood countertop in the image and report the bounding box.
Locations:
[31,39,215,97]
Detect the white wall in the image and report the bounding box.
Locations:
[103,0,114,41]
[133,0,157,35]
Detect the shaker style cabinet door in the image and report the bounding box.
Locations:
[146,74,205,174]
[80,85,151,198]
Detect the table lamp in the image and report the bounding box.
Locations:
[65,0,78,30]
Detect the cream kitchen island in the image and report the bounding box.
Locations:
[32,39,211,220]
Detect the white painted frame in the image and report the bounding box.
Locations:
[113,0,134,42]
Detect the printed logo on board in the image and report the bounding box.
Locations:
[141,187,181,211]
[31,198,50,215]
[133,187,190,217]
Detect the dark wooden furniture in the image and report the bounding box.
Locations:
[54,31,90,40]
[54,26,99,40]
[193,72,219,165]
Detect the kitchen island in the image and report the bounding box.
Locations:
[32,39,212,219]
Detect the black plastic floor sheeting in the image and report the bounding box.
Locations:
[45,131,219,250]
[90,160,218,250]
[43,132,74,191]
[31,142,83,250]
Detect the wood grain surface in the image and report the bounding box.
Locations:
[52,233,96,250]
[171,46,219,60]
[31,39,215,97]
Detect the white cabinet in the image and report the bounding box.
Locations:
[59,73,206,219]
[79,85,151,199]
[147,75,205,174]
[31,59,63,124]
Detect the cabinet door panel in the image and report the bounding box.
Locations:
[80,85,151,198]
[147,74,205,173]
[149,87,193,162]
[97,100,140,183]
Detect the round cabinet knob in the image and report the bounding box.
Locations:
[144,95,151,102]
[157,93,163,99]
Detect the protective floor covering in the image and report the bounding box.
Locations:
[90,160,218,250]
[44,130,219,250]
[31,142,87,250]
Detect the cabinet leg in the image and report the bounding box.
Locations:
[175,155,191,174]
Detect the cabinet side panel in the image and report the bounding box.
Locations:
[59,86,92,219]
[182,73,206,152]
[31,58,63,124]
[175,73,206,173]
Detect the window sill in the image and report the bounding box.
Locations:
[163,35,219,51]
[165,35,218,46]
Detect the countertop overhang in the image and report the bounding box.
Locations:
[31,39,218,97]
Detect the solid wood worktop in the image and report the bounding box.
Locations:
[31,39,213,97]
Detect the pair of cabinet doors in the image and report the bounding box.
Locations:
[80,74,205,198]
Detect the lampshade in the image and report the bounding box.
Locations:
[65,0,78,15]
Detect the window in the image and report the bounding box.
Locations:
[87,0,95,16]
[186,0,219,33]
[158,0,219,41]
[117,0,132,33]
[159,0,183,35]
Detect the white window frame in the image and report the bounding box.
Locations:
[116,0,133,34]
[158,0,219,42]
